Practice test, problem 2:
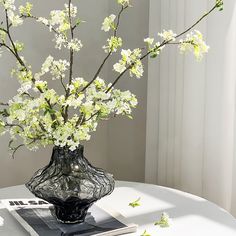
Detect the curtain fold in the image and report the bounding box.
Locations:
[145,0,236,216]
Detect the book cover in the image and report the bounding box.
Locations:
[1,198,137,236]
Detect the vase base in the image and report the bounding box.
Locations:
[50,198,91,224]
[55,218,85,224]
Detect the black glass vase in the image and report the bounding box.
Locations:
[25,145,115,224]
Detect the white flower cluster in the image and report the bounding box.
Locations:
[103,36,122,53]
[35,56,69,80]
[144,38,165,58]
[19,2,33,16]
[0,0,214,153]
[0,0,24,27]
[101,14,116,32]
[117,0,131,7]
[11,62,33,84]
[155,212,172,228]
[4,68,138,151]
[67,38,83,52]
[144,37,154,45]
[113,49,144,78]
[36,4,83,52]
[158,30,177,42]
[0,0,15,10]
[179,30,209,60]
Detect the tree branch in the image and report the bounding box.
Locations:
[5,9,26,67]
[63,0,74,122]
[5,123,24,131]
[84,1,219,123]
[0,102,9,106]
[176,5,217,39]
[107,2,218,92]
[79,5,128,94]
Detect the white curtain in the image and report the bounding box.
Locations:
[145,0,236,216]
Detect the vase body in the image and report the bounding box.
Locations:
[26,145,115,223]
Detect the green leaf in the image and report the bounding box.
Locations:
[154,212,171,228]
[129,197,141,208]
[141,230,151,236]
[76,18,82,26]
[216,0,224,11]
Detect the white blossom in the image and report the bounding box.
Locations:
[158,30,177,41]
[67,39,83,52]
[144,37,154,45]
[179,30,209,60]
[8,10,23,27]
[101,14,116,32]
[117,0,131,6]
[37,17,49,26]
[113,62,126,73]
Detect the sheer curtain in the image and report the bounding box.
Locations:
[145,0,236,216]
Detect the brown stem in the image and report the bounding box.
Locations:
[68,0,74,85]
[86,2,218,122]
[176,5,217,39]
[60,77,67,93]
[4,9,57,123]
[0,102,9,106]
[63,0,74,122]
[5,123,24,131]
[79,5,128,94]
[11,144,25,159]
[80,52,112,93]
[5,10,25,67]
[107,3,218,92]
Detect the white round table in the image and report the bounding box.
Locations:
[0,181,236,235]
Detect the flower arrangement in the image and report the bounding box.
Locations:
[0,0,223,157]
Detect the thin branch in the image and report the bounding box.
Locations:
[84,2,219,123]
[10,139,37,159]
[80,51,112,93]
[0,27,7,34]
[0,102,9,106]
[11,15,60,36]
[107,3,218,92]
[79,5,128,94]
[68,0,74,86]
[11,144,25,159]
[5,10,26,67]
[60,77,67,93]
[0,42,18,58]
[176,5,217,39]
[114,5,128,37]
[4,11,56,123]
[22,92,35,100]
[5,123,24,131]
[63,0,74,122]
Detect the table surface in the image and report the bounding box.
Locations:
[0,181,236,236]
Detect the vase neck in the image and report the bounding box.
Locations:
[51,145,84,164]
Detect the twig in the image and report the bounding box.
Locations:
[79,5,128,94]
[63,0,75,122]
[5,123,24,131]
[0,102,9,106]
[85,1,219,122]
[11,144,25,159]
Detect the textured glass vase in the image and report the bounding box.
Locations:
[26,145,115,223]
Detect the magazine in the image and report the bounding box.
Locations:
[1,198,137,236]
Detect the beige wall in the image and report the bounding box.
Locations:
[0,0,149,187]
[107,1,149,182]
